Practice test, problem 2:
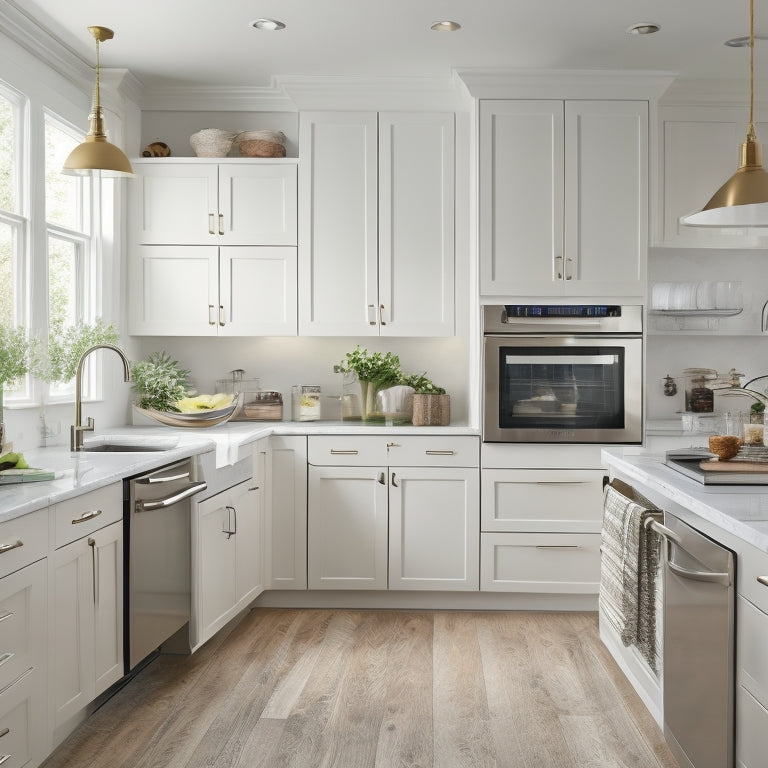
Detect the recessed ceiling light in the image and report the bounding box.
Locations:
[626,22,661,35]
[251,18,286,31]
[431,20,461,32]
[725,34,768,47]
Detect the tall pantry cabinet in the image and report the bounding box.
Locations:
[298,111,455,336]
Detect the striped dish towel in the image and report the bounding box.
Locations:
[600,479,662,675]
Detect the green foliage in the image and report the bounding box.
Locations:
[131,351,191,412]
[339,346,402,388]
[399,372,446,395]
[0,325,34,386]
[34,319,120,384]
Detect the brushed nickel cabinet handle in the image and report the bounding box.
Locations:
[209,304,216,325]
[72,509,102,525]
[378,472,385,485]
[0,653,14,667]
[757,576,768,587]
[367,304,377,326]
[208,213,215,235]
[535,545,581,550]
[219,305,226,326]
[391,472,399,487]
[0,541,22,555]
[565,257,574,281]
[0,728,8,738]
[330,449,358,455]
[0,754,10,764]
[248,486,260,491]
[88,538,97,605]
[0,612,13,623]
[554,255,563,279]
[218,213,225,235]
[379,304,387,325]
[386,442,401,449]
[425,450,456,456]
[223,505,237,539]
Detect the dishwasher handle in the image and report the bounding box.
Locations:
[667,558,732,587]
[135,481,207,512]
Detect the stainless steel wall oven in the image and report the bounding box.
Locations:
[483,305,643,444]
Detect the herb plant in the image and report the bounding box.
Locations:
[400,372,446,395]
[339,346,402,388]
[131,351,191,412]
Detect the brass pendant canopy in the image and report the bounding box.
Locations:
[682,0,768,227]
[62,26,133,177]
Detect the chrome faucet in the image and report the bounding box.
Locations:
[70,343,131,452]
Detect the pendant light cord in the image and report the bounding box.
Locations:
[749,0,756,141]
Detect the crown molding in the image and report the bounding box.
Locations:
[139,79,294,112]
[455,68,678,101]
[0,0,92,89]
[99,69,145,111]
[658,76,768,107]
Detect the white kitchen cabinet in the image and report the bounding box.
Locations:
[193,477,262,646]
[308,466,389,589]
[51,519,123,730]
[128,244,297,336]
[479,99,647,297]
[131,159,297,246]
[307,435,479,591]
[298,111,454,336]
[658,106,768,248]
[266,436,307,590]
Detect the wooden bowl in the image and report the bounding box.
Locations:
[708,434,741,460]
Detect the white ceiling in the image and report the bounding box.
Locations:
[10,0,767,92]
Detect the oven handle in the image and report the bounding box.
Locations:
[135,481,207,512]
[500,317,605,326]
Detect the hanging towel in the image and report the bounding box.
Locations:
[600,479,662,675]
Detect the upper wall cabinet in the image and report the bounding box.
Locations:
[131,159,297,246]
[298,111,455,336]
[657,106,768,248]
[479,100,647,298]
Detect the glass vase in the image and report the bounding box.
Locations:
[358,380,383,422]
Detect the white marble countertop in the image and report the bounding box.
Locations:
[602,447,768,554]
[0,421,479,523]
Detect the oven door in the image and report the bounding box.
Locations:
[483,335,642,443]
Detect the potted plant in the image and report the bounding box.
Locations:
[401,372,450,426]
[338,346,402,422]
[0,325,36,448]
[130,351,191,412]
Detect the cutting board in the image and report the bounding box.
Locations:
[699,460,768,473]
[0,468,56,484]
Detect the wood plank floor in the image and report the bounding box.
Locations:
[42,609,680,768]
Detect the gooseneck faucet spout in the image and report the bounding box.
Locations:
[70,343,131,452]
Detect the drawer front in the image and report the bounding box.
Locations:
[738,541,768,615]
[385,436,479,468]
[308,436,388,466]
[0,667,44,768]
[480,532,601,593]
[738,595,768,711]
[737,684,768,768]
[54,482,122,548]
[0,560,46,693]
[481,469,604,533]
[0,510,47,580]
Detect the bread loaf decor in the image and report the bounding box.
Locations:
[708,434,741,460]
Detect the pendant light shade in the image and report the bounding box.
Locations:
[62,26,133,177]
[682,0,768,227]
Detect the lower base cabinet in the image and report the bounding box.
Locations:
[0,668,46,768]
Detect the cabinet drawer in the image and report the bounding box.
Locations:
[738,541,768,615]
[738,595,768,711]
[386,436,479,467]
[481,469,604,533]
[54,483,122,548]
[737,684,768,768]
[0,667,44,768]
[308,436,388,466]
[0,560,46,694]
[0,511,47,580]
[480,532,601,593]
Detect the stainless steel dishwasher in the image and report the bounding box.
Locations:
[126,459,207,672]
[657,512,735,768]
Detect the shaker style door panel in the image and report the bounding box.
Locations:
[298,112,379,336]
[378,112,455,336]
[479,100,564,295]
[129,245,218,335]
[132,163,219,244]
[219,246,298,336]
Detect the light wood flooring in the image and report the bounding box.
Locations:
[42,608,680,768]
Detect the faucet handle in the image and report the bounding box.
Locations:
[70,418,95,452]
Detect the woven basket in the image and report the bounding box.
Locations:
[190,128,237,157]
[235,130,287,157]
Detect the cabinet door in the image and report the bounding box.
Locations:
[266,436,307,590]
[129,245,218,335]
[92,522,123,698]
[298,111,379,336]
[388,466,479,591]
[231,480,263,605]
[378,112,455,336]
[479,100,564,295]
[131,162,219,244]
[218,246,297,336]
[197,493,236,640]
[564,100,647,294]
[308,465,388,590]
[218,164,297,245]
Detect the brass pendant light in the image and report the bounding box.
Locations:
[62,26,133,177]
[682,0,768,227]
